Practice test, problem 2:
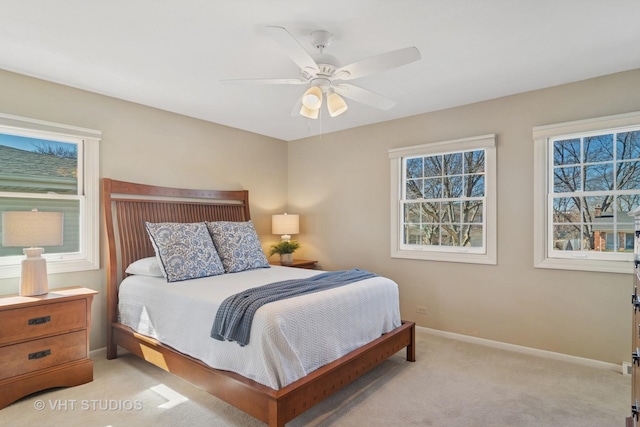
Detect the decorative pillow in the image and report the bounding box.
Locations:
[145,222,225,282]
[205,220,270,273]
[125,257,164,277]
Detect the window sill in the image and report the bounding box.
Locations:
[391,249,497,265]
[534,257,632,274]
[0,259,99,279]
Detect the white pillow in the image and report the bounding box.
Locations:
[125,257,164,277]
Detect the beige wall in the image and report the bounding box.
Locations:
[0,69,288,350]
[2,67,639,366]
[288,69,640,365]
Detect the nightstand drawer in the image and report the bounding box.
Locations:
[0,330,87,380]
[0,299,86,346]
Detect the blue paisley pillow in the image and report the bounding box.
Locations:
[205,220,270,273]
[145,222,225,282]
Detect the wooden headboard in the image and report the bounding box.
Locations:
[102,178,250,351]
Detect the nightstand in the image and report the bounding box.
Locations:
[0,286,98,409]
[270,259,318,269]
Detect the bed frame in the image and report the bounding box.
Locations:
[103,178,415,426]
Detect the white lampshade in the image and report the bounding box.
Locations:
[300,105,319,119]
[327,92,348,117]
[2,210,64,296]
[272,213,299,241]
[301,86,323,110]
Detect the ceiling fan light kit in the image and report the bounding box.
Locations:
[222,26,420,121]
[299,104,319,119]
[327,91,348,117]
[301,86,323,110]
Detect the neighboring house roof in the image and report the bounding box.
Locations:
[0,145,77,194]
[592,213,635,233]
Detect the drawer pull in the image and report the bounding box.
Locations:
[28,315,51,325]
[28,349,51,360]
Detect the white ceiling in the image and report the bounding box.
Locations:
[1,1,639,141]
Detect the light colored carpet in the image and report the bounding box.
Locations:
[1,328,630,426]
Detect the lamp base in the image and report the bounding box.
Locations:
[20,247,49,296]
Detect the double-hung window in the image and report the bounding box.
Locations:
[389,134,497,264]
[533,111,640,273]
[0,113,100,278]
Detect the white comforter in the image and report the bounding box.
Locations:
[118,265,401,389]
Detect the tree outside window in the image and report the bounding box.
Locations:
[389,134,496,265]
[550,130,640,255]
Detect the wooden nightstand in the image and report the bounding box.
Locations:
[270,259,318,269]
[0,286,98,409]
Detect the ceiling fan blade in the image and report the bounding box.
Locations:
[266,26,319,74]
[290,97,302,116]
[333,46,420,81]
[334,84,396,110]
[220,78,308,85]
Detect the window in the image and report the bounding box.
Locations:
[533,111,640,273]
[389,134,497,264]
[0,113,100,278]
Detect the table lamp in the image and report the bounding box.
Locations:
[272,213,299,242]
[2,209,64,296]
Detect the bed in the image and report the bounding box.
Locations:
[103,178,415,426]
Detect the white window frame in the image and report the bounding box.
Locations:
[389,134,497,265]
[0,113,100,278]
[533,111,640,274]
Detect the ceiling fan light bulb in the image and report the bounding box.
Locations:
[301,86,323,110]
[300,105,319,119]
[327,93,348,117]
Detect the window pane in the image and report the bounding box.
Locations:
[444,176,463,198]
[443,153,462,175]
[464,150,485,173]
[0,198,79,256]
[554,166,581,192]
[423,178,442,199]
[464,225,483,247]
[553,224,583,251]
[423,155,442,177]
[423,224,440,245]
[466,174,484,197]
[405,202,421,223]
[617,131,640,160]
[463,200,483,223]
[0,133,78,195]
[553,197,580,223]
[617,194,640,215]
[583,163,613,191]
[584,196,610,220]
[406,179,423,199]
[553,138,580,166]
[404,224,423,245]
[422,202,440,223]
[441,201,461,223]
[617,160,640,190]
[440,225,458,246]
[584,134,614,163]
[406,158,423,179]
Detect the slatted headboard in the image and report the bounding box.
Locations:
[102,178,250,355]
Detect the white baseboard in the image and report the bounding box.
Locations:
[418,326,621,373]
[90,327,623,374]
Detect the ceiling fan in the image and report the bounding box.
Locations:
[221,26,421,119]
